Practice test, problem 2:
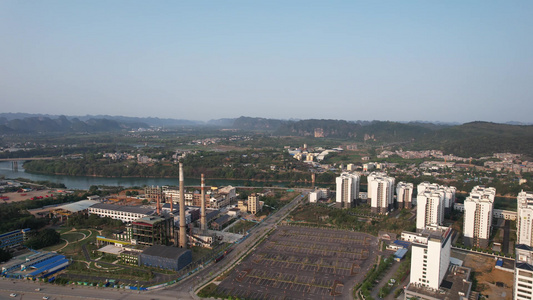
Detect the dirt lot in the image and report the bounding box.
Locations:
[1,189,59,203]
[452,249,513,299]
[216,226,379,300]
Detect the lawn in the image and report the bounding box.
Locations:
[62,232,86,243]
[494,196,517,210]
[42,239,67,252]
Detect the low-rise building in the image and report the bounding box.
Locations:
[189,230,215,248]
[52,199,101,221]
[139,245,192,271]
[88,203,154,223]
[131,215,175,246]
[211,215,232,231]
[0,228,30,250]
[237,200,248,213]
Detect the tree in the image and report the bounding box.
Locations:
[25,229,61,249]
[0,248,12,263]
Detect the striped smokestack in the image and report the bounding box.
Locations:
[179,162,187,248]
[201,173,206,231]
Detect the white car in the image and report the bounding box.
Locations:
[9,293,17,297]
[43,297,49,300]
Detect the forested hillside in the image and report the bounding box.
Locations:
[0,115,147,134]
[414,122,533,158]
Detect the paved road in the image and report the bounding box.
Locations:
[0,278,175,300]
[503,219,510,254]
[370,256,401,300]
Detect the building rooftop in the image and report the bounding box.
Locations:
[133,215,171,225]
[402,225,452,245]
[213,215,231,226]
[205,209,220,222]
[0,228,30,238]
[394,248,408,260]
[142,245,190,260]
[57,200,100,213]
[516,244,533,251]
[406,265,472,300]
[90,203,154,215]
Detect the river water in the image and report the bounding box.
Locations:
[0,161,295,190]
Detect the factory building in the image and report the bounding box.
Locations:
[88,203,154,223]
[131,215,175,246]
[139,245,191,272]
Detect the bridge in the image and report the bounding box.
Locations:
[0,157,55,162]
[0,157,56,171]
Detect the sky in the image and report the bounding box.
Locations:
[1,1,532,123]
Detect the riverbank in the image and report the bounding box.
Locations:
[0,162,329,190]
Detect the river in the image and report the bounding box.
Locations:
[0,162,303,190]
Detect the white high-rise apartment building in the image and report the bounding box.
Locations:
[417,182,456,215]
[396,182,413,209]
[403,225,473,299]
[415,182,458,231]
[368,172,395,214]
[416,190,445,231]
[463,185,496,248]
[402,225,452,290]
[335,172,360,209]
[367,172,384,200]
[514,244,533,300]
[517,191,533,246]
[417,181,435,195]
[514,191,533,300]
[443,186,457,214]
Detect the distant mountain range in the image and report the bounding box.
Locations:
[0,113,201,128]
[0,114,149,134]
[1,113,532,158]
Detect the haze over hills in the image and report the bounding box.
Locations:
[1,113,532,158]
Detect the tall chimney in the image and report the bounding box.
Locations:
[201,173,206,232]
[156,192,160,215]
[170,194,173,212]
[179,163,187,248]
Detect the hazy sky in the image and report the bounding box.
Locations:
[1,1,532,123]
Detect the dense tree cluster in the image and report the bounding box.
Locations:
[23,149,329,184]
[24,229,61,249]
[0,192,89,233]
[0,248,12,263]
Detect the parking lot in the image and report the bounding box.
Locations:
[216,225,378,300]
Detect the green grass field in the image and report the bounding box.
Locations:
[62,232,86,243]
